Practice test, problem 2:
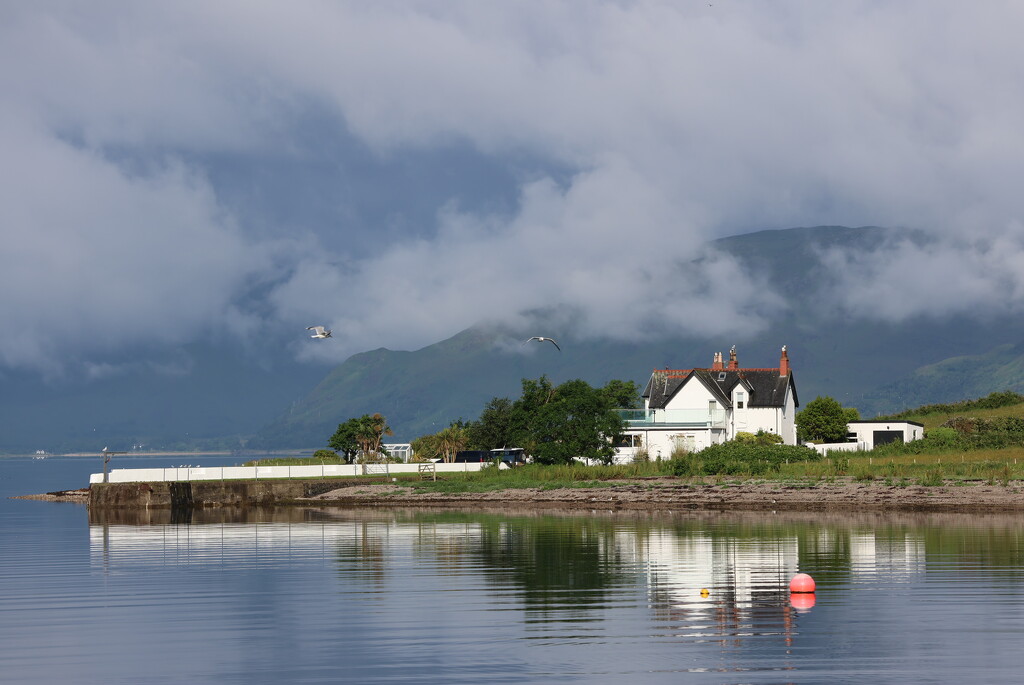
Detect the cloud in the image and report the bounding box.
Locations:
[0,110,264,374]
[820,227,1024,321]
[4,1,1024,372]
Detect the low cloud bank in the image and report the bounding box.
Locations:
[4,2,1024,375]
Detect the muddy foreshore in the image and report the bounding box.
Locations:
[21,477,1024,512]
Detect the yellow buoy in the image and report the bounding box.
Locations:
[700,588,710,597]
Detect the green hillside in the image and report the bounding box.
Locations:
[862,342,1024,414]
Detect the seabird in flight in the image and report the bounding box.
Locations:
[307,326,333,339]
[525,336,561,351]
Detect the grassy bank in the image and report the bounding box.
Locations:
[394,451,1024,495]
[255,391,1024,493]
[246,448,1024,494]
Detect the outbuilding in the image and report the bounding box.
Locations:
[845,420,924,450]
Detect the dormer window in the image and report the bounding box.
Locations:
[735,391,745,409]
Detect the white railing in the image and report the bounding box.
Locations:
[90,462,485,484]
[618,408,728,428]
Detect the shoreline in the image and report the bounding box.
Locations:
[298,478,1024,512]
[23,478,1024,512]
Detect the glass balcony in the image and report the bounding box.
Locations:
[616,408,727,428]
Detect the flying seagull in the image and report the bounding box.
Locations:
[307,325,332,339]
[525,336,561,351]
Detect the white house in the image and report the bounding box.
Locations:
[616,346,799,462]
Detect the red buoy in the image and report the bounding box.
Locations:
[789,573,816,593]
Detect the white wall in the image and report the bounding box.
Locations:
[735,407,778,439]
[91,462,484,484]
[781,387,797,445]
[663,377,717,413]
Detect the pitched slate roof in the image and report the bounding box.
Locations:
[642,367,798,410]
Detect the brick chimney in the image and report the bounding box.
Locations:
[779,345,790,376]
[727,345,738,370]
[711,351,724,371]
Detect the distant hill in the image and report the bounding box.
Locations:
[252,226,1024,447]
[863,341,1024,414]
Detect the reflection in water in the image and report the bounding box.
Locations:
[17,459,1024,683]
[88,506,985,669]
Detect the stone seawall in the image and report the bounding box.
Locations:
[89,479,343,509]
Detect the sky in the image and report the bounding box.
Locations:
[3,0,1024,381]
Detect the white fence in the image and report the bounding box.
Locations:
[90,461,485,484]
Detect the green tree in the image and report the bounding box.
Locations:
[354,413,393,461]
[797,396,858,443]
[327,417,362,463]
[599,379,641,409]
[468,397,515,449]
[514,377,626,465]
[329,413,393,462]
[410,433,441,462]
[437,422,471,463]
[313,449,338,462]
[507,376,558,457]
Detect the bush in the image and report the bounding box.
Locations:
[312,449,337,461]
[734,431,782,445]
[671,442,821,477]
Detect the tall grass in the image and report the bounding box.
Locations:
[410,461,675,493]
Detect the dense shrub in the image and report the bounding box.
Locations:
[936,417,1024,449]
[734,430,784,445]
[671,442,821,476]
[871,429,965,456]
[880,391,1024,421]
[312,449,338,461]
[941,416,1024,434]
[871,416,1024,456]
[924,427,963,448]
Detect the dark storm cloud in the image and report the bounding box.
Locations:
[2,1,1023,373]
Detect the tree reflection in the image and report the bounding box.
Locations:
[470,514,633,615]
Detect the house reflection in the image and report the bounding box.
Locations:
[88,506,928,645]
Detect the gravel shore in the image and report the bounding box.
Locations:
[301,477,1024,512]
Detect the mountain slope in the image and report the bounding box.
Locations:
[253,226,1024,446]
[863,341,1024,413]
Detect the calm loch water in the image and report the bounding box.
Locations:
[3,456,1024,684]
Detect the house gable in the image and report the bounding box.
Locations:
[663,372,729,412]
